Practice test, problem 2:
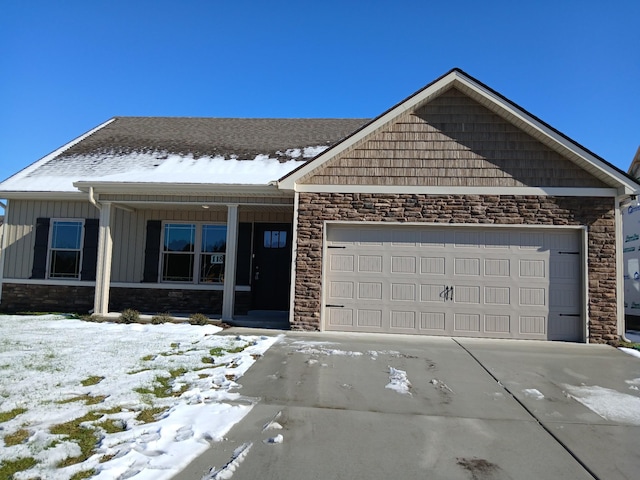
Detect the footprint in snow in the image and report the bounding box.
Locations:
[175,425,194,441]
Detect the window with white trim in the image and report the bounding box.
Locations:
[48,220,84,279]
[161,223,227,283]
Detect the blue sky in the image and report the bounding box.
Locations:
[1,0,639,189]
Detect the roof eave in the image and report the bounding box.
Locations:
[0,191,87,201]
[73,181,289,197]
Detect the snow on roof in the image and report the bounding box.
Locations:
[0,150,325,192]
[0,117,368,193]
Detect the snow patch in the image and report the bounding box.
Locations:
[523,388,545,400]
[619,347,640,359]
[263,434,284,444]
[563,384,640,425]
[386,367,412,395]
[203,442,253,480]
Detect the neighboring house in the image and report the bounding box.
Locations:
[0,69,638,343]
[622,146,640,330]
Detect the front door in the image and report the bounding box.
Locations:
[252,223,292,310]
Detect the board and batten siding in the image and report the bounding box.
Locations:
[3,199,293,282]
[301,88,608,188]
[3,200,99,279]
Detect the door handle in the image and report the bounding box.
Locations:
[440,286,454,301]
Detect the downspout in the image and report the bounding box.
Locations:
[89,187,101,211]
[617,194,634,343]
[0,200,8,304]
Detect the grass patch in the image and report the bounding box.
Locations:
[50,412,102,467]
[71,469,96,480]
[81,375,104,387]
[95,418,127,434]
[0,457,37,478]
[619,341,640,351]
[4,428,30,446]
[137,407,168,424]
[57,394,107,405]
[0,407,27,423]
[134,371,188,399]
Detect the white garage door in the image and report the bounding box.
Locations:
[324,225,583,341]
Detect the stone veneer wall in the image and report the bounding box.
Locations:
[0,284,251,316]
[293,193,617,343]
[0,284,95,313]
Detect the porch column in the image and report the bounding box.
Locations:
[94,202,113,315]
[222,204,239,321]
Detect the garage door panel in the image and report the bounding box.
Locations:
[420,312,446,331]
[358,310,383,328]
[358,255,383,273]
[421,257,446,275]
[485,314,511,334]
[454,313,481,332]
[420,284,447,302]
[391,255,417,274]
[329,253,355,272]
[325,225,582,341]
[358,282,383,300]
[519,315,547,335]
[485,258,511,276]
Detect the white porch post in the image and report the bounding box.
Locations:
[222,204,239,321]
[94,202,113,315]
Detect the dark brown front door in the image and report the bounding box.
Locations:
[252,223,292,310]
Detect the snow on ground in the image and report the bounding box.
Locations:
[619,330,640,358]
[0,315,280,480]
[386,367,412,395]
[563,384,640,425]
[522,389,545,400]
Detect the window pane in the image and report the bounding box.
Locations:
[202,225,227,253]
[164,224,195,252]
[200,253,225,283]
[264,231,287,248]
[51,221,82,249]
[162,253,194,282]
[49,251,80,278]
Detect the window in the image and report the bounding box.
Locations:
[48,220,84,279]
[263,230,287,249]
[161,223,227,283]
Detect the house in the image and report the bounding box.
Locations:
[0,68,637,343]
[622,146,640,330]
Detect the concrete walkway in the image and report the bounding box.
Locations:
[177,331,640,480]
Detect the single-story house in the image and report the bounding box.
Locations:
[1,68,638,343]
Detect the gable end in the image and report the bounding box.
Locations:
[300,88,608,189]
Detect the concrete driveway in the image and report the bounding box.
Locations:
[177,331,640,480]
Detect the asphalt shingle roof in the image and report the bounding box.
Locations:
[60,117,370,160]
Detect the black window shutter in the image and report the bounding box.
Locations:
[31,218,50,279]
[235,222,252,286]
[143,220,162,282]
[81,218,99,281]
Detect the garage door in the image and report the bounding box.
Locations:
[324,225,583,341]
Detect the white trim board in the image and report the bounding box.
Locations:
[294,185,619,197]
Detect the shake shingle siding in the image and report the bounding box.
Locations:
[302,88,607,188]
